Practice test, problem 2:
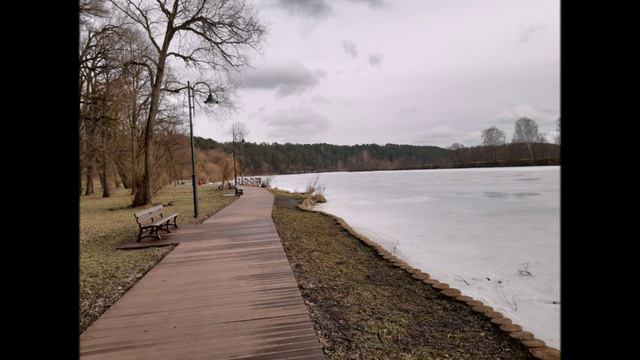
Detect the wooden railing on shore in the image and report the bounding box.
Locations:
[238,176,263,186]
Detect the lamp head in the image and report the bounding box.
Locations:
[204,93,218,104]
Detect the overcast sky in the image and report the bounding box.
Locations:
[191,0,559,148]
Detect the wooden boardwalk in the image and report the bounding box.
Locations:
[81,187,325,359]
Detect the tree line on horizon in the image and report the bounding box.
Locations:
[446,116,560,167]
[190,116,559,177]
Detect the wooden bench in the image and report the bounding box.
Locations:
[133,205,178,242]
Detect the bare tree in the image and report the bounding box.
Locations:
[231,121,249,143]
[79,16,126,197]
[512,117,540,160]
[536,133,548,143]
[112,27,155,193]
[482,126,506,146]
[80,0,108,26]
[482,126,506,161]
[109,0,266,206]
[230,121,249,184]
[448,143,464,164]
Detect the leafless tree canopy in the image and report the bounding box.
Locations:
[80,0,108,25]
[481,126,506,146]
[231,120,249,142]
[98,0,267,206]
[80,0,266,205]
[110,0,265,71]
[512,117,539,144]
[512,117,542,160]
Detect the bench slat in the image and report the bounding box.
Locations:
[148,213,177,226]
[135,205,164,218]
[143,216,175,226]
[137,213,177,225]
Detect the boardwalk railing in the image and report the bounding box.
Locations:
[238,176,263,186]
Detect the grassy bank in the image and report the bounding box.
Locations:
[80,184,236,333]
[271,191,534,359]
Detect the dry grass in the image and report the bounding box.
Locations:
[80,184,236,333]
[272,191,534,359]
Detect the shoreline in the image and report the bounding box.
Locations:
[269,166,560,350]
[271,188,559,359]
[303,205,560,359]
[251,162,560,178]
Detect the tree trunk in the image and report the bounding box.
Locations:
[137,108,155,206]
[130,123,137,195]
[100,174,111,197]
[526,142,535,161]
[115,158,132,189]
[85,164,95,195]
[80,166,84,196]
[132,177,145,206]
[114,165,121,188]
[132,51,168,207]
[100,161,111,198]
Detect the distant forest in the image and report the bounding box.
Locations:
[194,136,560,177]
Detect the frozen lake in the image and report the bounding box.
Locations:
[270,166,560,349]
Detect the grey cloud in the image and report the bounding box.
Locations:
[368,53,383,67]
[277,0,386,19]
[277,0,333,18]
[518,23,545,44]
[342,41,358,58]
[264,108,331,142]
[494,104,559,125]
[347,0,386,7]
[311,95,332,104]
[239,62,327,97]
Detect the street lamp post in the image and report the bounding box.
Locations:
[232,135,238,188]
[172,81,217,218]
[186,82,199,219]
[231,133,244,194]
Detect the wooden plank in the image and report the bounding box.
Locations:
[81,187,324,359]
[134,204,164,218]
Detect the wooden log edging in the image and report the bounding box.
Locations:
[296,204,561,360]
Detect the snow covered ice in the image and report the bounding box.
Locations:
[271,166,560,349]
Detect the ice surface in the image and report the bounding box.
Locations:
[271,166,560,349]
